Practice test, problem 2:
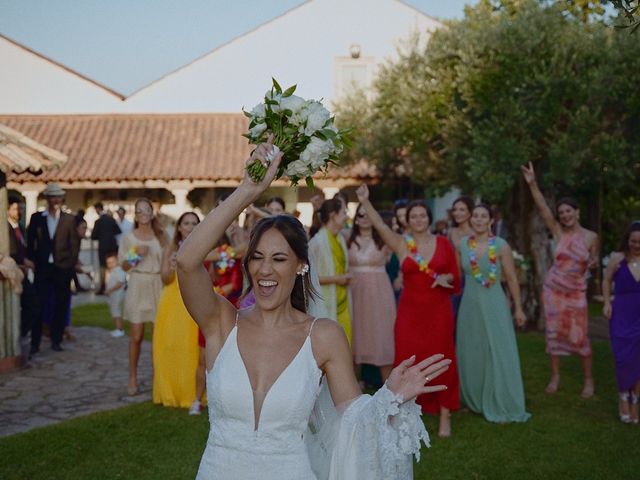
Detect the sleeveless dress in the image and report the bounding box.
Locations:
[197,322,323,479]
[196,317,431,479]
[542,231,591,357]
[348,237,396,366]
[152,272,199,408]
[394,236,460,414]
[456,236,530,423]
[609,260,640,391]
[117,232,163,324]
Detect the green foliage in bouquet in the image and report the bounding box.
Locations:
[243,78,351,188]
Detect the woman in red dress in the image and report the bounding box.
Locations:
[356,185,460,437]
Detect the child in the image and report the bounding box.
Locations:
[104,252,126,337]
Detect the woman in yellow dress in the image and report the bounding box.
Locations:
[153,212,201,408]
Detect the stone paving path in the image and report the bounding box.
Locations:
[0,325,152,438]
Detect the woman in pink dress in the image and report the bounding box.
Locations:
[347,204,396,381]
[522,162,599,398]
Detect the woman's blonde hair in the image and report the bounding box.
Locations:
[134,198,168,247]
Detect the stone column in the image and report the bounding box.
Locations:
[22,189,41,224]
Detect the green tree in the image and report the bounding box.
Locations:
[337,0,640,325]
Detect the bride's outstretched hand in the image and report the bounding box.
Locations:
[386,354,451,403]
[241,134,284,193]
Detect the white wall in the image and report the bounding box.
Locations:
[0,37,124,113]
[0,0,440,114]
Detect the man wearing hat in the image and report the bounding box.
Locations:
[26,183,80,354]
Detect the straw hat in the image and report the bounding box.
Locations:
[42,183,66,197]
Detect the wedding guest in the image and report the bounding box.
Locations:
[309,198,353,342]
[522,162,599,397]
[308,191,325,239]
[26,183,80,354]
[602,221,640,424]
[347,204,396,382]
[265,197,286,215]
[104,253,126,338]
[393,198,409,234]
[115,206,133,244]
[153,212,201,408]
[447,196,474,251]
[118,198,167,395]
[7,196,34,340]
[357,185,460,437]
[91,202,121,294]
[456,204,530,423]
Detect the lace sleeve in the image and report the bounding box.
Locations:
[306,380,430,480]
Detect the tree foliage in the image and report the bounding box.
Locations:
[337,0,640,322]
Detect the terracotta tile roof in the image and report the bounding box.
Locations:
[0,114,375,184]
[0,123,67,174]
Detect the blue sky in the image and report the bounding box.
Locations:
[0,0,475,95]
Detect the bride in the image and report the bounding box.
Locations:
[177,137,451,479]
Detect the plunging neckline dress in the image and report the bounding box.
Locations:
[196,323,323,479]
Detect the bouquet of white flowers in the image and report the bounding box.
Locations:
[243,79,350,187]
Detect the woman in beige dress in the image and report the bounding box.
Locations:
[118,198,168,395]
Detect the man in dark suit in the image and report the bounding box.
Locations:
[26,183,80,354]
[91,202,120,294]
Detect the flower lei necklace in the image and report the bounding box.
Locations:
[404,234,438,280]
[214,244,236,275]
[467,235,497,288]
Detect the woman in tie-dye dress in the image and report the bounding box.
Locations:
[522,163,599,398]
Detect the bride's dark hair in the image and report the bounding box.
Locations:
[243,215,318,313]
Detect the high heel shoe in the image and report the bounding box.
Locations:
[619,392,631,424]
[631,392,639,424]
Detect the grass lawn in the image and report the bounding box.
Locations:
[0,307,635,479]
[72,303,153,341]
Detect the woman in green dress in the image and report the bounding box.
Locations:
[456,204,530,423]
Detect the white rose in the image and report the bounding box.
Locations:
[280,95,305,113]
[285,159,310,178]
[302,102,331,135]
[248,122,267,139]
[300,137,332,169]
[250,103,266,119]
[289,100,312,126]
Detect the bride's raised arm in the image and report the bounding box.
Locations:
[177,138,283,334]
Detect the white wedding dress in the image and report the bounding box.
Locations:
[195,317,430,480]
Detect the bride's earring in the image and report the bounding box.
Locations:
[297,264,310,309]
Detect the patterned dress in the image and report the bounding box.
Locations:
[542,231,591,357]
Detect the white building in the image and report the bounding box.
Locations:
[0,0,443,223]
